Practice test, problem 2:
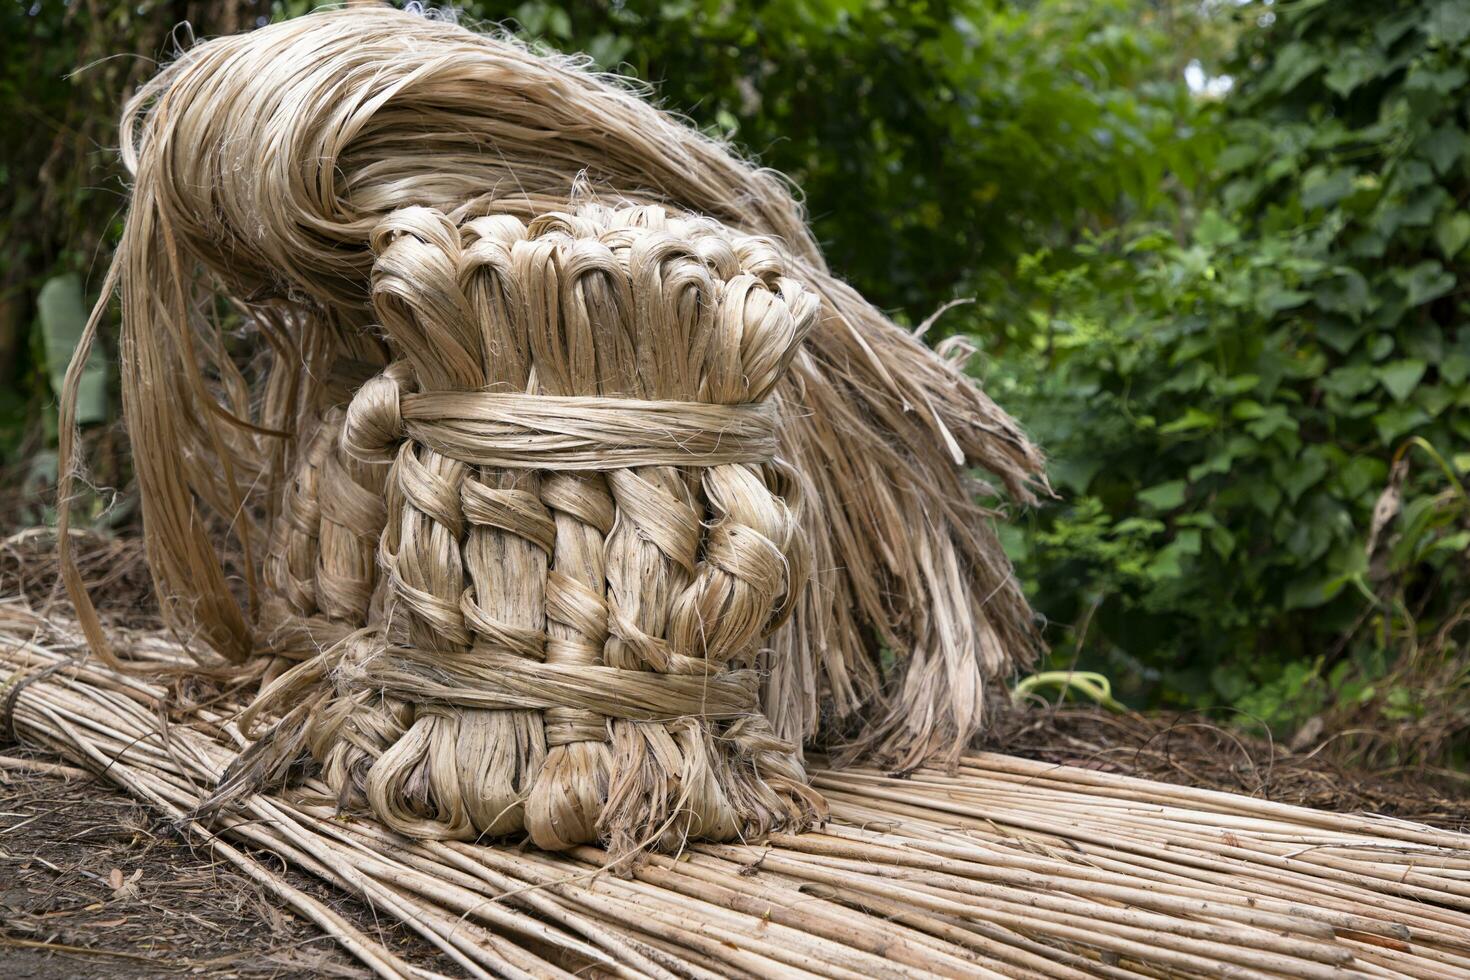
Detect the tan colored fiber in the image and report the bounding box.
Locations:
[59,5,1045,791]
[243,204,824,852]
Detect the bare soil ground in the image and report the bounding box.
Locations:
[992,704,1470,830]
[0,754,452,979]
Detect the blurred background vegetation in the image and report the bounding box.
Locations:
[3,0,1467,773]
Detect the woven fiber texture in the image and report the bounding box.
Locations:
[59,5,1046,812]
[257,205,824,849]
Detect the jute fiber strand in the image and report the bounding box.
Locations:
[58,4,1044,785]
[245,203,825,849]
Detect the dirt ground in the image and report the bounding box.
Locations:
[991,703,1470,829]
[0,754,454,978]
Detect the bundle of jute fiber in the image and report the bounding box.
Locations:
[58,4,1045,780]
[237,203,825,850]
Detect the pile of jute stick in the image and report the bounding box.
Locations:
[6,605,1470,979]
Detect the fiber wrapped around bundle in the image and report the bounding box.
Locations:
[60,3,1046,808]
[239,204,824,850]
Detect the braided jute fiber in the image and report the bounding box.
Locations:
[241,204,825,851]
[58,5,1046,783]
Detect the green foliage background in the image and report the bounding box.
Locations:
[992,0,1470,765]
[3,0,1466,764]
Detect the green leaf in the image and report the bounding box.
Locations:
[1188,447,1236,481]
[1415,383,1454,418]
[1285,497,1341,562]
[1049,455,1103,494]
[1421,125,1470,175]
[1318,364,1376,398]
[1441,353,1470,385]
[1378,360,1428,402]
[1253,482,1284,517]
[1211,664,1252,702]
[1300,167,1354,209]
[545,6,572,39]
[1373,404,1429,442]
[1170,333,1219,366]
[1159,407,1218,435]
[1425,0,1470,45]
[1138,480,1187,511]
[1266,41,1322,94]
[1245,405,1298,440]
[1280,450,1330,503]
[1193,210,1239,248]
[1230,400,1266,420]
[1315,270,1370,317]
[1433,212,1470,259]
[1217,373,1261,396]
[1375,189,1450,238]
[1394,261,1455,307]
[1435,531,1470,554]
[1335,456,1386,500]
[1402,321,1444,362]
[1406,64,1468,96]
[1217,143,1260,174]
[1148,529,1202,580]
[1283,574,1344,611]
[1323,49,1384,97]
[1257,286,1311,316]
[1377,10,1418,47]
[1161,360,1211,393]
[38,273,108,426]
[1315,318,1366,354]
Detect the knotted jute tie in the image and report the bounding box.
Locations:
[253,204,825,855]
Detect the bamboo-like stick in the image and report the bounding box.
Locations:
[0,751,91,778]
[814,780,1470,919]
[954,754,1470,850]
[8,614,1470,979]
[821,791,1470,955]
[18,699,423,980]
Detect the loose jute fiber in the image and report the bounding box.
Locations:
[57,5,1045,851]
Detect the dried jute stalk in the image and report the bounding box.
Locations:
[240,205,826,852]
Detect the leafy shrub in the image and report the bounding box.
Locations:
[994,0,1470,756]
[474,0,1210,312]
